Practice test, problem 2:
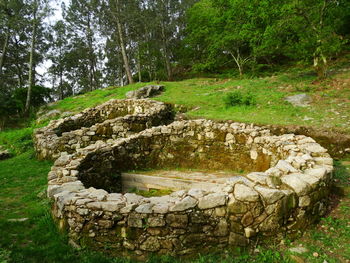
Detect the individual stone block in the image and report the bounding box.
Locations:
[234,184,259,202]
[166,214,188,228]
[169,196,197,212]
[254,186,285,204]
[281,174,311,196]
[198,193,227,209]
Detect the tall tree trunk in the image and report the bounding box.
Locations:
[116,17,134,84]
[59,70,63,100]
[13,38,23,88]
[87,14,94,91]
[0,29,10,76]
[119,52,124,87]
[160,21,172,80]
[137,46,142,82]
[25,4,37,116]
[15,63,23,88]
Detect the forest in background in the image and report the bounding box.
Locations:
[0,0,349,128]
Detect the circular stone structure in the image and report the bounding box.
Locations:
[34,99,173,160]
[37,100,334,258]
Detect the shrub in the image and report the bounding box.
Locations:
[224,90,256,107]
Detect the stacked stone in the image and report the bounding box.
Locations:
[34,99,173,160]
[41,118,333,257]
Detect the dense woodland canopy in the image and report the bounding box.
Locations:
[0,0,349,127]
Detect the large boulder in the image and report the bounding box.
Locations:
[126,85,164,99]
[284,93,312,107]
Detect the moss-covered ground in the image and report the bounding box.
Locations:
[0,64,349,262]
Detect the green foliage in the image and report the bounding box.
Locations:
[13,85,52,111]
[224,91,256,107]
[186,0,350,76]
[0,85,51,129]
[0,248,10,263]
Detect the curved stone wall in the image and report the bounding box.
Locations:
[34,99,173,160]
[44,118,333,257]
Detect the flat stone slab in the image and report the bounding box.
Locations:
[285,93,312,107]
[121,170,244,192]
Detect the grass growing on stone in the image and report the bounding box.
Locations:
[128,187,173,197]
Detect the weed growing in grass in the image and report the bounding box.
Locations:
[224,91,256,107]
[333,160,350,184]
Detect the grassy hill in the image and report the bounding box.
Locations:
[46,68,350,133]
[0,65,349,263]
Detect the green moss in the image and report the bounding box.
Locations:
[127,187,173,197]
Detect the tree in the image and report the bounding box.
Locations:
[290,0,348,78]
[24,0,51,115]
[47,20,73,99]
[186,0,349,77]
[63,0,103,92]
[0,0,28,86]
[105,0,135,84]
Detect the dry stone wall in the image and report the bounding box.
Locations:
[39,108,334,257]
[34,99,173,160]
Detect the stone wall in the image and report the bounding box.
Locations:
[34,99,173,160]
[43,117,333,258]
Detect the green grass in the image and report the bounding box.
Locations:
[0,127,34,155]
[128,187,173,197]
[45,68,350,133]
[0,65,350,262]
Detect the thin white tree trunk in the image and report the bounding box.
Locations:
[161,21,172,80]
[137,46,142,82]
[0,30,10,76]
[25,4,37,115]
[116,16,134,84]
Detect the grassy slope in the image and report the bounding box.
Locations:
[0,64,350,262]
[48,67,350,133]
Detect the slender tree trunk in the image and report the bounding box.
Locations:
[314,53,327,79]
[13,38,23,88]
[15,63,23,88]
[25,5,37,116]
[116,18,134,84]
[160,21,172,80]
[229,50,243,77]
[87,14,94,91]
[137,46,142,82]
[58,46,64,100]
[59,70,63,100]
[0,29,10,76]
[119,53,124,86]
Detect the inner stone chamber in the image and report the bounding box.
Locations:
[77,123,280,194]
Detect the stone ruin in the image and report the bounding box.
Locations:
[34,99,333,258]
[34,99,173,160]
